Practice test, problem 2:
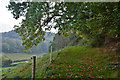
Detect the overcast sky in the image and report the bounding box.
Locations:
[0,0,58,33]
[0,0,23,33]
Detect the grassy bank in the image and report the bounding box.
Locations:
[2,46,119,79]
[43,46,119,78]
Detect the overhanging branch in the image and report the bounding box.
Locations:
[43,14,62,26]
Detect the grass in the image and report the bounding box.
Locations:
[1,53,45,78]
[2,46,119,79]
[43,46,119,78]
[11,61,29,65]
[2,52,59,78]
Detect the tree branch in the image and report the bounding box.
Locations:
[43,14,62,26]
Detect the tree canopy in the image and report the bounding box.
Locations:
[7,1,119,50]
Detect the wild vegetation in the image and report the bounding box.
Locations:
[1,1,119,79]
[7,2,119,50]
[49,31,82,52]
[44,46,119,78]
[2,46,119,78]
[2,56,12,67]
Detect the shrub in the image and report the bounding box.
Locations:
[2,58,12,67]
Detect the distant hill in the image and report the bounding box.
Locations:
[0,30,20,39]
[0,30,55,54]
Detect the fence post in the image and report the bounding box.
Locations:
[32,56,36,80]
[50,46,52,62]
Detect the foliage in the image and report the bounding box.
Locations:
[1,30,54,53]
[2,57,12,67]
[49,31,82,52]
[7,2,119,50]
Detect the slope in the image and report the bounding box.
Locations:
[43,46,119,78]
[2,46,119,79]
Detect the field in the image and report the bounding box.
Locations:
[1,53,46,78]
[2,53,44,61]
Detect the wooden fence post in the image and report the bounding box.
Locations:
[32,56,36,80]
[50,46,52,62]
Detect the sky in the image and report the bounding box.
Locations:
[0,0,58,33]
[0,0,23,33]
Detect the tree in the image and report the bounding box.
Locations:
[7,1,119,50]
[2,43,10,53]
[49,31,82,52]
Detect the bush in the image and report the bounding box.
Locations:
[2,58,12,67]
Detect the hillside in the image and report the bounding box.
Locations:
[2,46,119,79]
[0,30,20,39]
[44,47,119,78]
[2,2,119,79]
[0,30,55,54]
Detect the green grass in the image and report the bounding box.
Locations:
[1,53,45,78]
[2,46,119,79]
[43,46,119,78]
[2,52,59,78]
[12,61,29,64]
